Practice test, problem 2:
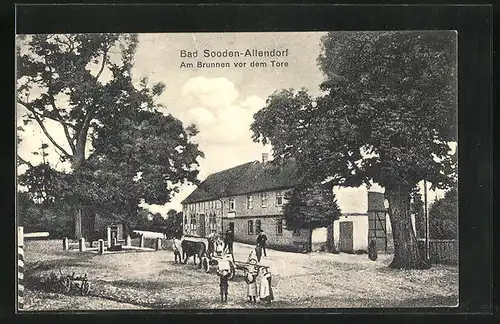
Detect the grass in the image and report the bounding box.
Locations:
[21,239,459,310]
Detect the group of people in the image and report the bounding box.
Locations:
[207,229,233,257]
[173,228,274,305]
[216,253,274,305]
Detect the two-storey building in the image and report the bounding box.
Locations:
[181,154,312,252]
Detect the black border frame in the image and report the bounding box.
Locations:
[3,2,495,322]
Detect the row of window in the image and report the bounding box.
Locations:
[184,213,218,225]
[187,200,222,212]
[184,222,217,231]
[186,191,286,213]
[247,219,301,236]
[244,191,284,209]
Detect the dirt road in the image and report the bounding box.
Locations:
[21,239,458,310]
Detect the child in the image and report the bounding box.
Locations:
[217,254,232,302]
[248,244,262,263]
[259,268,274,305]
[244,267,258,303]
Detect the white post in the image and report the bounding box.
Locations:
[424,180,429,261]
[63,237,69,251]
[17,227,24,311]
[106,226,112,248]
[79,237,86,252]
[98,239,105,255]
[155,238,162,251]
[125,234,131,247]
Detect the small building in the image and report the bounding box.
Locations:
[74,209,124,243]
[312,190,417,254]
[181,154,311,252]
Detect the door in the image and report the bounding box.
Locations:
[339,221,354,253]
[199,214,206,238]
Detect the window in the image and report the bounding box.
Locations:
[229,198,235,210]
[276,219,283,235]
[247,195,253,209]
[255,220,262,233]
[293,228,301,236]
[191,214,197,230]
[209,213,217,230]
[276,191,284,206]
[261,192,268,207]
[248,220,254,235]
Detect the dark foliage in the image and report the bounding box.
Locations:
[251,31,457,269]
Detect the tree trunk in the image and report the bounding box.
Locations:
[71,141,86,239]
[326,221,337,252]
[386,185,430,269]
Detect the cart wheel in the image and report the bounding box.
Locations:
[228,262,235,280]
[202,257,210,273]
[81,281,90,296]
[62,277,71,293]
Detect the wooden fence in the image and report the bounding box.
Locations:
[429,239,458,265]
[418,239,457,265]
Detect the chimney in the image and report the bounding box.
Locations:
[262,153,269,164]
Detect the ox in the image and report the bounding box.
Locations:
[181,237,207,268]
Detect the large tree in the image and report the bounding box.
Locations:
[251,31,457,269]
[17,34,203,232]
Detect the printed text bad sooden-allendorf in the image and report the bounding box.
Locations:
[180,49,290,58]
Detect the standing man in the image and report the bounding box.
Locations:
[224,229,234,255]
[257,230,268,257]
[207,230,216,257]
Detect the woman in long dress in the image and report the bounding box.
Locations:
[259,268,274,305]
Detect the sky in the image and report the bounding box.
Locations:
[16,32,454,216]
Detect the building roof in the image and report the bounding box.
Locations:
[182,160,299,204]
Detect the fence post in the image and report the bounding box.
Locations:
[125,234,131,247]
[63,237,69,251]
[79,237,86,252]
[98,239,105,255]
[106,226,112,248]
[139,234,144,248]
[17,227,24,311]
[155,238,162,251]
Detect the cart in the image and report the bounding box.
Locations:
[60,272,91,296]
[201,253,270,280]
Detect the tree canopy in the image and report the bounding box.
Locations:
[251,31,457,269]
[17,33,203,226]
[283,182,341,230]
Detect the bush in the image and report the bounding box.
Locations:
[429,188,458,240]
[17,194,74,239]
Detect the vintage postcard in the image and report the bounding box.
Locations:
[16,31,458,311]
